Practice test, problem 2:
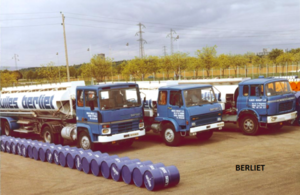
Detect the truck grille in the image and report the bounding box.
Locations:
[279,101,293,112]
[110,120,139,134]
[190,112,221,127]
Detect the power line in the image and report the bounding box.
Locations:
[0,12,59,15]
[0,24,58,28]
[0,17,60,21]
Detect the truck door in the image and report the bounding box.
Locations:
[156,90,168,118]
[237,85,249,111]
[83,90,100,135]
[76,89,84,122]
[248,84,267,116]
[167,90,186,127]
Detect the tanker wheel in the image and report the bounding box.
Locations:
[240,116,259,135]
[196,130,213,141]
[77,131,95,150]
[119,139,134,148]
[43,126,59,144]
[3,121,13,136]
[163,124,181,146]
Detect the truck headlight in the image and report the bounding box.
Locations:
[102,128,111,135]
[217,117,221,121]
[139,119,144,129]
[191,122,196,127]
[271,116,277,122]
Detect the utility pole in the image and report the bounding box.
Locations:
[167,29,177,55]
[56,52,60,81]
[12,54,19,70]
[61,12,70,82]
[163,46,167,56]
[135,23,147,58]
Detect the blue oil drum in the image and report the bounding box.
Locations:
[90,155,119,177]
[38,143,54,162]
[132,163,165,188]
[5,137,15,153]
[81,151,105,174]
[32,142,47,160]
[45,145,62,163]
[110,159,141,182]
[11,138,22,155]
[27,140,41,159]
[66,148,86,169]
[73,149,93,171]
[0,136,8,152]
[21,139,33,157]
[59,147,79,167]
[53,145,70,165]
[121,160,153,184]
[101,157,131,179]
[16,138,25,156]
[144,165,180,191]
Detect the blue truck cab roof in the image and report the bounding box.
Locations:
[76,83,138,90]
[159,84,212,90]
[238,78,288,86]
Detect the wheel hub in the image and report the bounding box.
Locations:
[165,129,174,142]
[244,119,254,131]
[44,132,51,143]
[5,126,10,136]
[81,136,90,149]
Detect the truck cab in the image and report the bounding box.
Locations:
[143,84,224,146]
[223,77,297,135]
[75,83,145,149]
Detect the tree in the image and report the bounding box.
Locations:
[196,46,218,78]
[276,53,294,74]
[268,48,283,73]
[244,52,256,77]
[26,70,34,81]
[218,54,231,77]
[231,55,247,77]
[69,66,77,78]
[161,55,173,79]
[145,55,161,79]
[0,70,18,88]
[171,52,189,79]
[122,60,138,81]
[81,55,112,82]
[38,61,59,82]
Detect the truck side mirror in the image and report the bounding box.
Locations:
[218,93,221,102]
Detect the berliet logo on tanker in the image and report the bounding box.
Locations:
[0,95,55,109]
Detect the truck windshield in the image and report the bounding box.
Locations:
[99,87,141,110]
[266,81,292,96]
[184,87,216,107]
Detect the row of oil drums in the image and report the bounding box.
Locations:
[289,81,300,91]
[0,136,180,191]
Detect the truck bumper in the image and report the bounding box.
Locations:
[267,111,297,123]
[96,129,145,143]
[190,122,224,133]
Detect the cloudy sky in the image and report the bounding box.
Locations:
[0,0,299,70]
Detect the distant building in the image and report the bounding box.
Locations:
[257,48,269,56]
[98,53,105,59]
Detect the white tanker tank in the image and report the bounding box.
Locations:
[0,81,85,118]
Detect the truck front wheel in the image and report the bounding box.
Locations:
[240,116,259,135]
[77,131,94,150]
[163,124,181,146]
[196,130,213,141]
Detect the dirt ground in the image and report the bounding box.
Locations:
[1,124,300,195]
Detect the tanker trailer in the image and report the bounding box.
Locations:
[0,81,145,150]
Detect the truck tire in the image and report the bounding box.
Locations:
[196,130,213,141]
[163,124,181,146]
[119,139,134,148]
[43,126,59,144]
[240,116,259,135]
[2,121,13,136]
[77,131,94,150]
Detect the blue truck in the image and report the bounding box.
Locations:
[0,81,145,150]
[142,84,224,146]
[221,77,297,134]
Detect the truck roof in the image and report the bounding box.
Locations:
[77,83,138,90]
[239,78,288,85]
[159,84,212,90]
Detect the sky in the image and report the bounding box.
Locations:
[0,0,299,70]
